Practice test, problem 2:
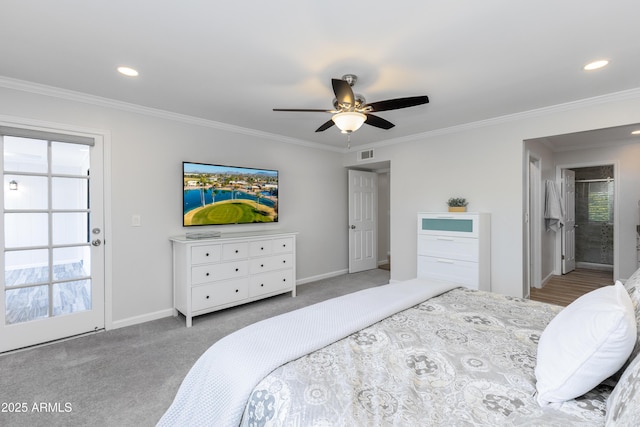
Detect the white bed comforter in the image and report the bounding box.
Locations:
[157,278,458,427]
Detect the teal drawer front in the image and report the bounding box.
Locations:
[422,218,473,233]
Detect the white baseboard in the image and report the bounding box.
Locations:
[296,269,349,285]
[537,272,555,289]
[111,308,175,330]
[111,268,374,329]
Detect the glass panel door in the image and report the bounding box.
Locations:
[1,133,104,352]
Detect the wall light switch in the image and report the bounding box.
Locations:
[132,215,141,227]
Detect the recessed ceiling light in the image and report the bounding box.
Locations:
[117,66,139,77]
[583,60,609,71]
[631,130,640,135]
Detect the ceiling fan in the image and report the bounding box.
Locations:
[273,74,429,135]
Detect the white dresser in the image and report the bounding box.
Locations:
[170,230,297,326]
[417,212,490,291]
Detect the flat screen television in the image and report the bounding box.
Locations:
[183,162,278,226]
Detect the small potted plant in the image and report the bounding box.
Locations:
[447,197,468,212]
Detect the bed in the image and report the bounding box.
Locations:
[158,271,640,426]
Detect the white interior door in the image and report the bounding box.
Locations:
[348,169,377,273]
[562,169,576,274]
[1,130,104,352]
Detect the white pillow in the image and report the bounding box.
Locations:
[535,282,637,406]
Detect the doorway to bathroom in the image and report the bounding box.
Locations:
[568,165,615,273]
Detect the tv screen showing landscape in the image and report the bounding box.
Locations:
[183,162,278,226]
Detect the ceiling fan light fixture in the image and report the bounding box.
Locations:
[332,111,366,133]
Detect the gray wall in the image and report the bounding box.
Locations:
[0,86,349,327]
[345,91,640,297]
[3,82,640,328]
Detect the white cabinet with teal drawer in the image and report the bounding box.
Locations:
[417,213,490,291]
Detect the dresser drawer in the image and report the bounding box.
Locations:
[417,256,479,288]
[249,270,293,297]
[418,214,479,238]
[249,240,272,257]
[222,242,248,260]
[191,260,248,284]
[191,245,221,264]
[272,237,294,254]
[417,235,478,262]
[192,279,249,311]
[249,253,293,274]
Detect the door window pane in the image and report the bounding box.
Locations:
[3,137,48,173]
[4,213,48,248]
[5,285,49,325]
[53,246,90,281]
[4,175,48,210]
[53,280,91,316]
[4,249,49,287]
[53,213,88,245]
[51,141,89,175]
[52,177,88,209]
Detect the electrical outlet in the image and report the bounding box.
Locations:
[132,215,141,227]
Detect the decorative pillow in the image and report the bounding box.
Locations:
[606,352,640,425]
[535,282,637,406]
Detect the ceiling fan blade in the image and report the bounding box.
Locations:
[365,114,395,130]
[332,78,355,108]
[364,95,429,112]
[315,119,335,132]
[273,108,334,112]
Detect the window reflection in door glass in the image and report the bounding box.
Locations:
[51,141,89,175]
[3,137,48,173]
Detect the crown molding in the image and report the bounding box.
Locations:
[0,76,344,153]
[2,76,639,155]
[358,86,640,151]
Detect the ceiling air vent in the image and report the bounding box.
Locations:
[358,149,374,161]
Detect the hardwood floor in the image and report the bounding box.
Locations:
[529,268,613,307]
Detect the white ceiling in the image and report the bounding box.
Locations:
[1,0,640,150]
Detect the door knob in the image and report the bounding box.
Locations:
[350,225,356,229]
[91,239,102,247]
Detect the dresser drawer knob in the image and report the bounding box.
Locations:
[235,249,239,253]
[260,283,264,287]
[282,260,286,264]
[260,264,264,267]
[261,247,264,250]
[206,295,210,299]
[206,272,210,276]
[205,252,210,256]
[235,289,239,293]
[235,268,239,272]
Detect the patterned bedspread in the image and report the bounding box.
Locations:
[241,288,612,426]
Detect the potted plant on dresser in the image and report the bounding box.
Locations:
[447,197,468,212]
